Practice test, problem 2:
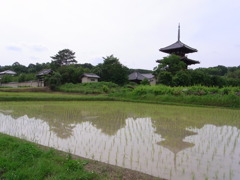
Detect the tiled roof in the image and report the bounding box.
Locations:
[160,40,197,54]
[82,73,100,78]
[128,72,154,81]
[0,70,16,75]
[36,69,53,76]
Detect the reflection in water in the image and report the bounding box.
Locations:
[0,101,240,180]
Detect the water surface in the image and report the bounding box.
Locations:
[0,101,239,180]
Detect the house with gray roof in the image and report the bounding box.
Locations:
[128,72,156,85]
[81,73,100,83]
[0,70,17,77]
[36,69,53,87]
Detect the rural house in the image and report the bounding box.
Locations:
[128,72,156,85]
[81,73,100,83]
[0,70,17,77]
[36,69,53,87]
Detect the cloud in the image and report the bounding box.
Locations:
[6,43,48,52]
[28,44,48,52]
[6,45,22,52]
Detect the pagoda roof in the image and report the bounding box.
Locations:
[160,24,198,54]
[156,56,200,65]
[180,56,200,65]
[160,40,198,54]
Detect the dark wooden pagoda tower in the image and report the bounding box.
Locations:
[157,24,199,66]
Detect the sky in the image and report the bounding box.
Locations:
[1,0,240,70]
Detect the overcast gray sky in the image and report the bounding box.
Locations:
[1,0,240,70]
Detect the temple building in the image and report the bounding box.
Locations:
[157,24,199,67]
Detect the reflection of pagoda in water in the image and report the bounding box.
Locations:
[157,24,200,67]
[154,121,197,170]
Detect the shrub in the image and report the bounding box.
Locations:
[141,78,150,85]
[102,85,109,93]
[47,72,62,90]
[58,82,118,94]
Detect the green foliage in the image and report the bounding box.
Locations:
[11,62,28,74]
[1,75,17,83]
[156,54,187,75]
[188,70,210,86]
[140,78,150,85]
[110,85,240,107]
[18,73,27,82]
[95,55,129,85]
[227,69,240,78]
[58,65,84,84]
[155,55,240,87]
[51,49,77,67]
[0,134,96,180]
[130,85,240,97]
[102,85,110,93]
[157,71,173,86]
[18,73,36,82]
[47,72,62,90]
[1,74,36,83]
[173,71,191,86]
[195,65,228,76]
[58,82,119,94]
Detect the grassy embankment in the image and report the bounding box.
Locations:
[1,82,240,108]
[0,133,162,180]
[0,133,96,180]
[110,84,240,108]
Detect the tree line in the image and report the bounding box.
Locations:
[0,49,239,87]
[155,55,240,87]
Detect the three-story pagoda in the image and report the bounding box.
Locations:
[157,25,199,67]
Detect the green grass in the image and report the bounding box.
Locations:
[0,92,113,101]
[0,84,240,108]
[0,133,97,180]
[58,82,119,94]
[109,85,240,108]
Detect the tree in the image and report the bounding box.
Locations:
[157,71,173,86]
[227,69,240,79]
[11,62,27,74]
[97,55,128,85]
[155,55,187,86]
[51,49,77,67]
[58,65,84,84]
[173,71,191,86]
[156,54,187,75]
[46,72,62,90]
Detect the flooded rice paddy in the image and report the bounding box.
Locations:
[0,101,239,180]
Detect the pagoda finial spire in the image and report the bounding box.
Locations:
[178,23,180,41]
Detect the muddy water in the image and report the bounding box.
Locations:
[0,101,239,180]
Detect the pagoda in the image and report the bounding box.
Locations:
[157,24,199,66]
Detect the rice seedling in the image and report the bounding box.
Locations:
[229,169,233,180]
[169,169,172,178]
[215,170,219,180]
[182,168,185,174]
[191,171,195,180]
